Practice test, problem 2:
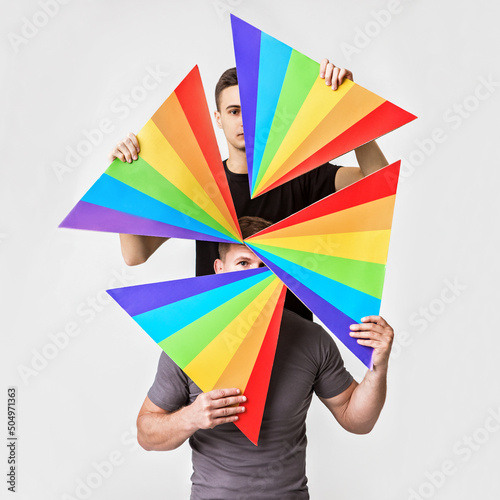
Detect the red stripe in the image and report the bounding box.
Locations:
[246,160,401,239]
[234,286,287,445]
[175,66,241,237]
[258,101,415,196]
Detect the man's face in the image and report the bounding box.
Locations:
[214,244,265,274]
[214,85,245,152]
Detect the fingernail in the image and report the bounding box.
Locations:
[242,396,247,402]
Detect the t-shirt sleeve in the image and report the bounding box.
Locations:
[313,329,354,399]
[303,162,342,204]
[147,351,191,412]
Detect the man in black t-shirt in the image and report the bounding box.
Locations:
[110,59,389,318]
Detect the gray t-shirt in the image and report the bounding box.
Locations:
[148,309,353,500]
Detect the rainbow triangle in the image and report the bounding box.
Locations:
[60,66,242,244]
[107,267,286,445]
[231,15,416,198]
[244,161,401,368]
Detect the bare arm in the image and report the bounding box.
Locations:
[320,316,394,434]
[119,234,168,266]
[137,389,247,451]
[109,133,169,265]
[319,59,389,191]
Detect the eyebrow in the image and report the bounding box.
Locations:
[232,254,251,261]
[225,104,241,110]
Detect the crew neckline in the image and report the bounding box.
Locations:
[223,159,249,182]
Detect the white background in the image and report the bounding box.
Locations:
[2,0,500,499]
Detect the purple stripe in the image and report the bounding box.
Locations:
[231,15,261,192]
[59,201,239,243]
[107,267,270,317]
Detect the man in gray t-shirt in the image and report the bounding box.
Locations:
[137,217,395,499]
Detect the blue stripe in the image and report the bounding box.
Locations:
[247,244,381,322]
[132,269,272,343]
[252,33,292,192]
[82,174,234,242]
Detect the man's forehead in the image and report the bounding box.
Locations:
[226,244,256,258]
[220,85,240,103]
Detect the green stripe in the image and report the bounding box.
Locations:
[106,157,235,240]
[252,243,386,299]
[158,274,274,368]
[254,50,319,189]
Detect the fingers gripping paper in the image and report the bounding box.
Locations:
[107,268,287,446]
[231,15,416,198]
[59,66,242,244]
[244,161,402,369]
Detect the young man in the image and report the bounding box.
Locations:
[137,216,394,500]
[110,60,389,319]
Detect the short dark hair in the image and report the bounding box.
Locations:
[218,216,272,261]
[215,67,238,111]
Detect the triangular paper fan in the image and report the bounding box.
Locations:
[107,267,286,445]
[60,66,242,244]
[244,161,402,369]
[231,15,416,199]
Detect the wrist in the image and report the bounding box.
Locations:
[179,404,201,436]
[369,361,389,379]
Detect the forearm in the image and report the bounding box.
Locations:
[137,406,198,451]
[119,234,168,266]
[354,140,388,177]
[342,367,387,434]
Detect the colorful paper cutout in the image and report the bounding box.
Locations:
[244,161,402,369]
[107,267,287,445]
[231,15,416,198]
[60,66,242,244]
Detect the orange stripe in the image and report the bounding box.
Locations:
[249,195,396,241]
[213,281,283,392]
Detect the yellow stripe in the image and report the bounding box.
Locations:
[182,279,281,392]
[252,230,392,265]
[137,120,234,235]
[213,282,283,392]
[256,77,354,192]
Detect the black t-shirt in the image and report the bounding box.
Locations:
[196,160,342,319]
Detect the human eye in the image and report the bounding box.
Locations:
[237,260,249,267]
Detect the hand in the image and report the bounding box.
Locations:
[349,316,394,371]
[186,388,246,430]
[319,59,354,90]
[108,132,140,163]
